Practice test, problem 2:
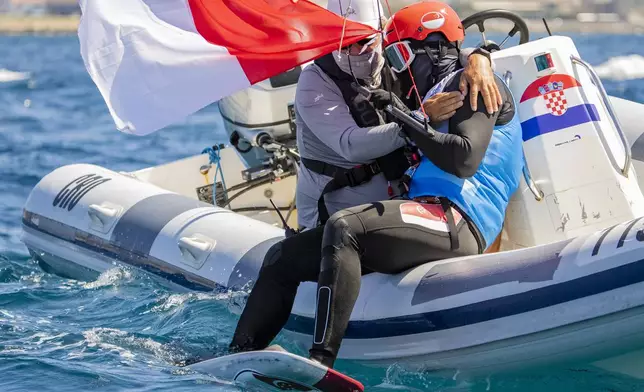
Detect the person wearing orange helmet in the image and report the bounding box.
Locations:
[381,1,494,120]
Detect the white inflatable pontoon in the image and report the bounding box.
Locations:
[19,25,644,380]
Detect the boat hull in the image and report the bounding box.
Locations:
[19,158,644,379]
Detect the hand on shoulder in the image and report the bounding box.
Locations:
[421,91,464,122]
[459,53,503,114]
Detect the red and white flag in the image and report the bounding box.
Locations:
[78,0,377,135]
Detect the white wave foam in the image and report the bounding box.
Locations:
[1,330,83,357]
[82,266,133,289]
[0,68,30,84]
[144,290,248,314]
[379,363,476,392]
[83,328,135,360]
[82,327,185,363]
[148,293,205,313]
[20,271,44,285]
[57,279,83,290]
[595,55,644,81]
[31,332,67,346]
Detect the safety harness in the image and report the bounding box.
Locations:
[301,158,383,224]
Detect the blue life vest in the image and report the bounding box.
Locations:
[406,69,524,250]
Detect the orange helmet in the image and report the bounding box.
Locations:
[383,1,464,47]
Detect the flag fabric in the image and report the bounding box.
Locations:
[78,0,377,136]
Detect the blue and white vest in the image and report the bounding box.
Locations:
[406,69,524,250]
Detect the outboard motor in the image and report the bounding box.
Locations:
[219,66,302,169]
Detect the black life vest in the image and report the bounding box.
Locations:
[314,53,386,127]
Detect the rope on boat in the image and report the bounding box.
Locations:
[202,145,228,206]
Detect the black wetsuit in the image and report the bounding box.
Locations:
[230,74,516,368]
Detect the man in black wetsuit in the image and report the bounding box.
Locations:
[228,1,521,368]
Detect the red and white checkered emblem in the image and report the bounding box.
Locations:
[544,90,568,116]
[540,81,568,116]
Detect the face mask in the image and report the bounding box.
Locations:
[333,46,385,87]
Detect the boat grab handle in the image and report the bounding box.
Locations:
[570,55,631,177]
[504,71,544,201]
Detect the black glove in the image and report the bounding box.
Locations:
[368,88,411,115]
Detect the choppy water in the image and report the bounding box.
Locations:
[1,33,644,392]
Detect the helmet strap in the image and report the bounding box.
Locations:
[424,44,445,88]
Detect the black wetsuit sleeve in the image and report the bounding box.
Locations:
[404,76,515,178]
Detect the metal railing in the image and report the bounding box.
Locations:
[570,55,631,177]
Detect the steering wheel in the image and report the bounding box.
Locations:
[461,9,530,52]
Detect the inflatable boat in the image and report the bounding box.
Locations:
[19,11,644,380]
